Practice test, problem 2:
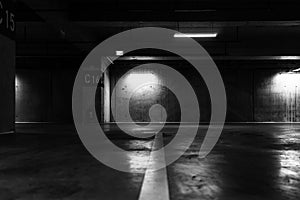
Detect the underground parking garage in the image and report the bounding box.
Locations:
[1,0,300,199]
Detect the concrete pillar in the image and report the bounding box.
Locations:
[101,57,110,123]
[0,0,15,134]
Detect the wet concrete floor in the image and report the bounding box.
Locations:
[0,124,299,200]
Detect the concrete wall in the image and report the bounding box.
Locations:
[0,34,15,133]
[0,0,16,133]
[16,60,300,123]
[110,64,181,122]
[110,60,299,123]
[16,69,77,123]
[222,68,254,122]
[103,68,110,123]
[109,61,251,123]
[254,69,300,122]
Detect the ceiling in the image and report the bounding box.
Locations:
[15,0,300,59]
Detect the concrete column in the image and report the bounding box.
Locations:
[0,0,15,134]
[101,57,110,123]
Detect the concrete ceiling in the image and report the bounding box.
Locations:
[15,0,300,59]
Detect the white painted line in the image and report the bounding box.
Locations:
[139,132,170,200]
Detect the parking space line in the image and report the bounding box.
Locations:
[138,132,170,200]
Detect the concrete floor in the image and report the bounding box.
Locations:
[0,124,299,200]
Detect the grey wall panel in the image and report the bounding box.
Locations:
[0,34,15,133]
[254,69,300,122]
[15,60,300,123]
[16,70,51,122]
[16,69,76,123]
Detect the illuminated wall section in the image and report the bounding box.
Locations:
[255,70,300,122]
[272,73,300,122]
[110,65,181,123]
[0,0,15,134]
[111,62,300,123]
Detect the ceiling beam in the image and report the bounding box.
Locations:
[69,1,300,22]
[19,0,96,51]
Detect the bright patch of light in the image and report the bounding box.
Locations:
[126,151,150,173]
[124,72,158,92]
[174,33,218,38]
[15,76,19,88]
[127,56,157,61]
[116,51,124,56]
[273,73,300,91]
[278,56,300,60]
[279,150,300,180]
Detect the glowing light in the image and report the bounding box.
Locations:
[126,56,157,61]
[124,72,159,92]
[15,76,19,88]
[278,56,300,60]
[174,33,218,38]
[274,73,300,91]
[116,51,124,56]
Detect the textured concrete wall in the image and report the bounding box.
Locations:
[103,68,110,123]
[0,34,15,133]
[109,61,254,122]
[16,60,300,123]
[110,65,181,122]
[110,60,299,123]
[254,69,300,122]
[16,69,76,123]
[16,70,51,122]
[222,68,254,122]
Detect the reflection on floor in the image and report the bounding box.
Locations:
[0,124,299,200]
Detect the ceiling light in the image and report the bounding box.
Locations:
[278,56,300,60]
[174,33,218,38]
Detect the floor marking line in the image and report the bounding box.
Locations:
[138,132,170,200]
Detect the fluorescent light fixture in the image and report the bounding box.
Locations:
[278,56,300,60]
[174,33,218,38]
[175,9,216,13]
[292,68,300,72]
[116,51,124,56]
[126,56,157,61]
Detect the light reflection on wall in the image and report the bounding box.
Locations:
[271,72,300,122]
[15,76,21,122]
[112,70,162,122]
[273,73,300,92]
[15,76,21,121]
[15,76,19,88]
[124,72,159,93]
